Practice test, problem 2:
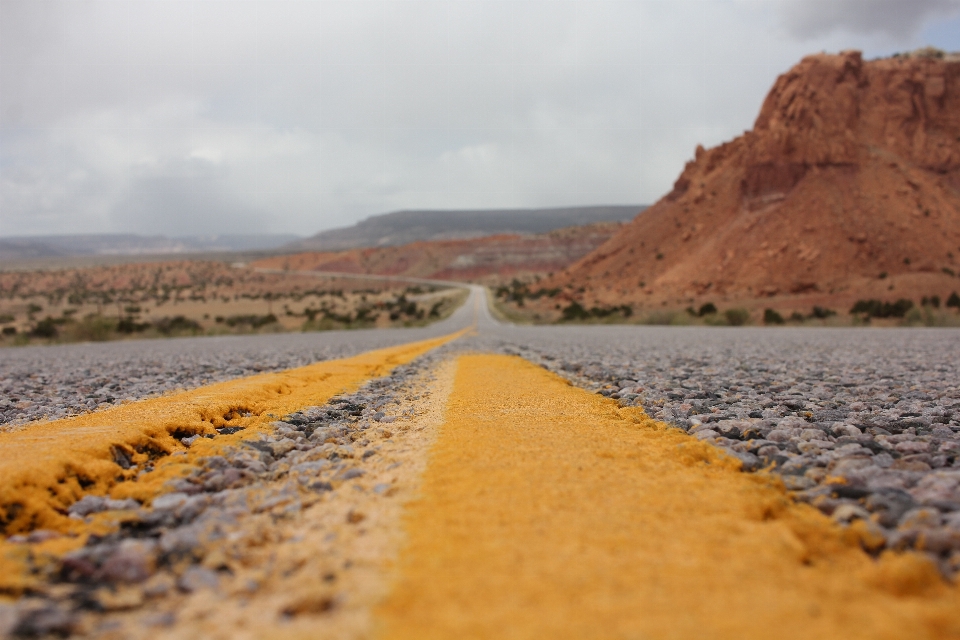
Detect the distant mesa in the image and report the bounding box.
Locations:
[283,206,645,253]
[551,48,960,309]
[254,221,627,283]
[0,234,301,262]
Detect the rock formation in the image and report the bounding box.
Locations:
[553,49,960,310]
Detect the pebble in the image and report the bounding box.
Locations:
[177,566,220,593]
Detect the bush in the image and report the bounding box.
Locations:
[850,298,914,318]
[561,301,590,321]
[2,327,17,336]
[117,317,151,333]
[30,316,58,338]
[810,306,836,319]
[154,316,202,335]
[69,315,115,342]
[724,308,750,326]
[921,296,941,308]
[0,313,14,324]
[789,312,805,322]
[697,302,717,317]
[763,309,784,325]
[948,292,960,309]
[224,314,278,329]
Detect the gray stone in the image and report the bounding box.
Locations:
[68,495,107,516]
[98,540,156,584]
[152,492,190,511]
[177,566,220,593]
[729,451,761,472]
[339,468,365,481]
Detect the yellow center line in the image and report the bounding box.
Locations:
[375,354,960,639]
[0,329,468,595]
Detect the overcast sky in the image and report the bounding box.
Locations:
[2,0,959,238]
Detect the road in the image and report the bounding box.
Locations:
[1,285,960,638]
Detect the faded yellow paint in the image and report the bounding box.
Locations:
[0,330,465,595]
[377,354,960,639]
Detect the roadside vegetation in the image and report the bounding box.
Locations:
[490,277,960,328]
[0,261,467,347]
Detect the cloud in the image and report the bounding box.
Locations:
[2,0,959,237]
[777,0,960,40]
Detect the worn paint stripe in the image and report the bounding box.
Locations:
[376,354,960,639]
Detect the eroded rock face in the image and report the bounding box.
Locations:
[555,50,960,306]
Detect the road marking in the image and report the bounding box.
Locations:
[0,331,465,543]
[376,354,960,639]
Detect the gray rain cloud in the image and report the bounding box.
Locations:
[778,0,960,39]
[1,0,958,237]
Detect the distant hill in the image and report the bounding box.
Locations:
[0,234,301,261]
[284,206,645,252]
[254,222,624,282]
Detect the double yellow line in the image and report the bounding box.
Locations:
[0,330,467,540]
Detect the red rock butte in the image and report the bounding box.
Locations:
[552,49,960,309]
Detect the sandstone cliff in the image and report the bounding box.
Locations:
[552,49,960,310]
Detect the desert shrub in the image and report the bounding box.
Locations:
[921,296,941,308]
[763,309,784,325]
[1,327,16,336]
[224,314,278,329]
[354,307,378,323]
[724,308,750,326]
[789,312,805,322]
[561,301,590,321]
[117,317,151,333]
[154,315,202,335]
[948,292,960,309]
[697,302,718,317]
[30,316,59,338]
[386,295,419,318]
[810,306,836,319]
[850,298,914,318]
[69,315,115,342]
[0,313,14,324]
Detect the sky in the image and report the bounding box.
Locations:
[1,0,959,238]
